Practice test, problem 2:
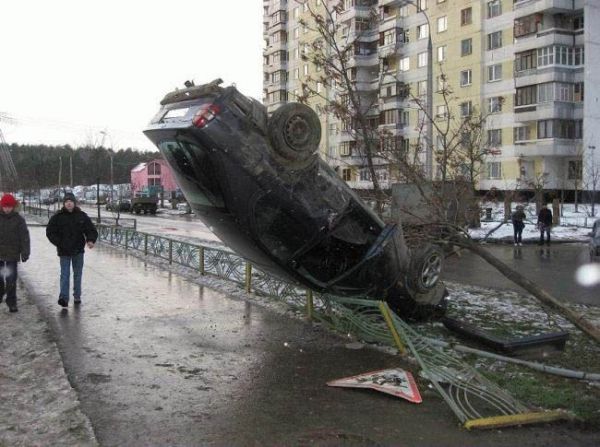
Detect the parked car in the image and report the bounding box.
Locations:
[106,199,132,212]
[131,194,158,215]
[590,219,600,262]
[143,79,447,319]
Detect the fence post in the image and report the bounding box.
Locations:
[245,262,252,293]
[144,233,148,256]
[306,290,314,321]
[199,247,205,275]
[125,230,129,250]
[110,227,114,245]
[168,240,173,264]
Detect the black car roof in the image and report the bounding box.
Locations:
[160,78,224,106]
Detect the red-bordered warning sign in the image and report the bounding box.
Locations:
[327,368,422,404]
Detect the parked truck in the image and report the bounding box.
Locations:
[131,193,158,215]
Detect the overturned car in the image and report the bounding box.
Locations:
[143,79,447,319]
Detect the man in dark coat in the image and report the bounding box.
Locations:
[46,193,98,307]
[537,203,553,245]
[0,193,30,313]
[511,205,526,246]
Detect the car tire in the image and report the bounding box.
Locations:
[407,244,444,294]
[267,103,321,164]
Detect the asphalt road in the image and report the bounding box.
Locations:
[443,243,600,306]
[19,228,599,446]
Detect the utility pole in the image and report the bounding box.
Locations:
[110,154,114,203]
[58,156,62,192]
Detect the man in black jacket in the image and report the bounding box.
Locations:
[537,203,553,245]
[46,193,98,307]
[0,193,30,313]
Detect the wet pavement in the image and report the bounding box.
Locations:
[17,228,600,446]
[444,243,600,306]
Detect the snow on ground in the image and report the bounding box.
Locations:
[470,201,599,242]
[0,284,97,447]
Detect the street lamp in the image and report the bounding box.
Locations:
[400,0,433,180]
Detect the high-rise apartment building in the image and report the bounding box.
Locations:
[263,0,600,196]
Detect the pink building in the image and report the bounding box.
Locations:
[131,158,179,196]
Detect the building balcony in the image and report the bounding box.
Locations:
[378,0,403,7]
[379,16,403,33]
[514,101,582,122]
[339,5,376,23]
[513,138,581,157]
[515,28,580,52]
[378,42,403,58]
[515,65,583,86]
[513,0,581,18]
[347,179,391,190]
[348,53,380,68]
[266,80,288,92]
[269,21,287,34]
[264,61,288,73]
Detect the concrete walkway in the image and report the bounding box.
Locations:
[13,227,599,446]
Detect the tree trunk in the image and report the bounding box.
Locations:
[462,240,600,344]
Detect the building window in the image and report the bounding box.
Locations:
[461,7,472,26]
[514,14,541,38]
[148,162,161,176]
[381,109,400,125]
[487,0,501,18]
[417,24,429,40]
[460,69,472,87]
[568,160,583,180]
[417,80,427,96]
[303,64,309,75]
[487,162,502,179]
[537,119,583,139]
[515,49,537,71]
[488,129,502,146]
[436,104,448,119]
[293,27,299,39]
[459,101,472,117]
[399,56,410,72]
[399,6,409,17]
[417,0,428,12]
[437,75,447,91]
[461,38,472,56]
[514,126,530,142]
[437,45,447,62]
[487,64,502,82]
[418,51,428,67]
[574,82,584,102]
[339,142,354,156]
[437,16,447,33]
[272,50,287,64]
[342,168,352,181]
[488,96,503,113]
[487,31,502,50]
[516,85,537,106]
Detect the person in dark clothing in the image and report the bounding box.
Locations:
[46,193,98,307]
[537,204,553,245]
[511,205,526,246]
[0,193,30,313]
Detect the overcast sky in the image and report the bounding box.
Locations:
[0,0,264,152]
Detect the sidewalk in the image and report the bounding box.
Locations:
[7,226,600,446]
[0,282,97,447]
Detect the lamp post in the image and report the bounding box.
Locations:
[400,1,433,179]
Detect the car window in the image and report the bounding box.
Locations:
[159,140,225,208]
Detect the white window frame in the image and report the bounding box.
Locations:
[459,101,472,117]
[487,162,502,179]
[437,16,447,33]
[487,63,502,82]
[460,69,472,87]
[418,51,428,68]
[437,45,447,62]
[399,56,410,72]
[417,24,429,40]
[487,31,502,50]
[487,0,501,19]
[488,96,502,113]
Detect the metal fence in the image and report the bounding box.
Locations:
[22,205,137,229]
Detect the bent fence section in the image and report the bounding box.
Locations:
[92,222,568,429]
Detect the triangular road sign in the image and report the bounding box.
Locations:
[327,368,422,404]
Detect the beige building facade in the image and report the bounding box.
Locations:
[263,0,599,196]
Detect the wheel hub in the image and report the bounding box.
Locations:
[284,115,310,149]
[420,253,442,288]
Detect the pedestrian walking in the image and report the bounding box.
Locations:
[46,193,98,307]
[0,193,30,313]
[537,203,553,245]
[511,205,526,246]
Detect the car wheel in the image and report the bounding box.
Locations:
[408,244,444,294]
[267,103,321,164]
